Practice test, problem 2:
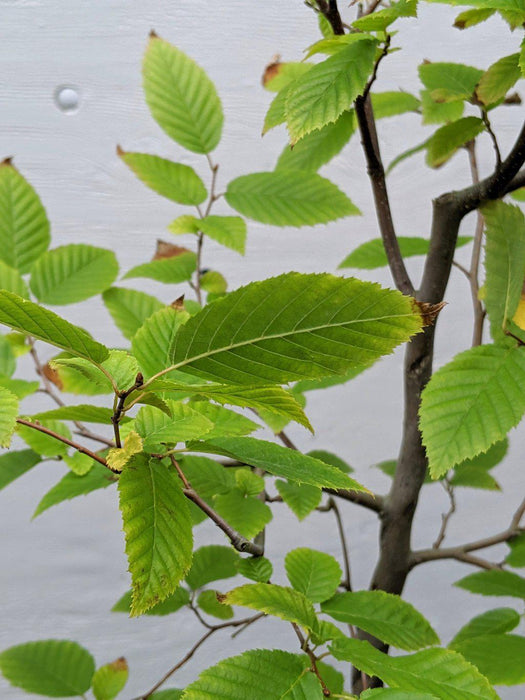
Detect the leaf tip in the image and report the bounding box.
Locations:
[116,144,125,157]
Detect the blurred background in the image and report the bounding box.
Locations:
[1,1,524,696]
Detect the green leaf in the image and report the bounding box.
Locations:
[118,453,193,615]
[275,480,322,520]
[285,548,342,603]
[449,468,500,490]
[276,111,356,173]
[201,271,227,296]
[169,273,422,385]
[92,658,128,700]
[17,418,71,457]
[197,589,234,620]
[112,586,190,616]
[420,90,464,125]
[0,334,15,377]
[33,462,116,517]
[179,455,234,499]
[418,62,483,102]
[235,556,273,583]
[0,161,50,273]
[455,569,525,599]
[143,34,223,154]
[189,401,259,439]
[426,117,485,168]
[0,260,30,297]
[339,236,469,269]
[353,0,418,30]
[294,365,374,392]
[506,533,525,567]
[33,404,129,425]
[135,401,213,451]
[63,452,95,476]
[454,8,496,29]
[0,377,37,401]
[182,650,311,700]
[30,244,118,305]
[0,639,95,697]
[192,436,366,491]
[285,36,377,142]
[225,171,359,226]
[331,638,498,700]
[197,216,247,254]
[308,450,353,473]
[48,354,111,396]
[185,545,239,590]
[483,201,525,341]
[264,62,314,92]
[362,691,437,699]
[387,139,430,175]
[323,591,439,651]
[124,251,197,284]
[0,291,109,363]
[118,150,207,205]
[0,449,40,491]
[221,583,318,632]
[450,608,521,646]
[420,344,525,478]
[476,54,520,106]
[371,91,421,119]
[102,287,164,341]
[214,488,272,539]
[452,438,508,471]
[150,691,183,700]
[453,634,525,686]
[107,431,143,472]
[263,85,293,134]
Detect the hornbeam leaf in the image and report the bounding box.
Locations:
[285,36,377,142]
[198,589,234,620]
[452,634,525,686]
[226,171,359,226]
[322,591,439,651]
[420,345,525,478]
[483,201,525,341]
[118,150,207,205]
[123,250,197,284]
[418,62,483,102]
[185,545,239,590]
[169,273,423,385]
[198,216,247,254]
[220,583,318,632]
[112,586,190,616]
[107,431,143,472]
[426,117,485,168]
[191,436,367,490]
[30,244,119,305]
[0,387,19,448]
[118,453,193,615]
[362,691,437,699]
[33,405,130,425]
[0,639,95,697]
[454,8,495,29]
[263,62,313,92]
[0,260,30,298]
[371,91,421,119]
[214,488,272,539]
[0,291,109,363]
[92,657,128,700]
[182,650,312,700]
[352,0,418,31]
[102,287,164,341]
[0,450,40,491]
[276,480,322,520]
[236,556,273,583]
[0,377,39,399]
[420,90,464,125]
[143,35,223,154]
[0,161,50,274]
[331,638,498,700]
[475,54,520,106]
[455,569,525,599]
[285,548,342,603]
[339,236,472,269]
[450,608,521,647]
[135,401,213,450]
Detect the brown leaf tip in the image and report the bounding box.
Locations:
[1,157,14,167]
[171,295,186,310]
[262,55,282,87]
[216,592,227,604]
[414,300,447,327]
[109,657,128,672]
[116,145,125,157]
[153,240,190,261]
[149,29,159,39]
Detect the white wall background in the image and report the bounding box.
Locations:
[1,1,524,697]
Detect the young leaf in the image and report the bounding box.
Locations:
[0,334,16,377]
[285,36,377,142]
[182,650,311,700]
[476,53,520,105]
[371,91,421,119]
[220,583,318,632]
[150,691,184,700]
[285,548,342,603]
[17,418,71,457]
[276,111,356,173]
[118,453,193,615]
[33,405,129,425]
[33,462,116,517]
[0,260,30,297]
[426,117,485,168]
[236,556,273,583]
[118,150,207,205]
[330,638,498,700]
[64,451,95,476]
[192,436,366,491]
[449,468,500,490]
[214,488,272,539]
[30,244,119,305]
[275,480,322,520]
[263,61,313,92]
[107,431,143,472]
[322,591,439,651]
[226,171,359,226]
[92,657,128,700]
[418,62,483,102]
[0,639,95,697]
[0,291,109,363]
[189,401,259,439]
[2,376,43,399]
[0,160,50,273]
[340,236,471,269]
[483,201,525,341]
[420,89,464,125]
[352,0,418,31]
[454,8,495,29]
[455,569,525,599]
[143,34,223,154]
[169,273,423,385]
[506,533,525,567]
[197,215,247,254]
[179,455,235,499]
[123,250,197,284]
[102,287,164,341]
[185,545,239,590]
[450,608,521,646]
[420,345,525,478]
[167,214,201,235]
[197,589,234,620]
[452,634,525,686]
[135,401,213,450]
[112,586,189,616]
[0,449,40,491]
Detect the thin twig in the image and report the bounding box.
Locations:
[466,140,486,347]
[362,35,391,102]
[291,623,331,697]
[451,260,470,280]
[481,108,502,168]
[432,479,456,549]
[330,497,352,590]
[111,373,144,448]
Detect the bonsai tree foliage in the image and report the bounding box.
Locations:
[2,0,525,697]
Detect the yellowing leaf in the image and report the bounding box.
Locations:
[107,431,143,473]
